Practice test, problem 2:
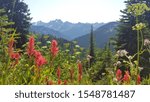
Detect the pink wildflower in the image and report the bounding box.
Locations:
[50,40,59,57]
[116,69,122,81]
[27,36,35,56]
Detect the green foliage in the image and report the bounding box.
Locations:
[89,44,114,82]
[0,0,31,48]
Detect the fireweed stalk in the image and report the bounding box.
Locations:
[8,38,14,56]
[47,40,59,80]
[10,52,20,65]
[27,36,35,56]
[56,67,61,79]
[45,76,53,85]
[26,36,47,78]
[8,37,20,66]
[69,68,74,83]
[51,40,59,57]
[50,40,59,67]
[116,69,122,81]
[56,67,61,85]
[64,80,67,85]
[123,71,130,84]
[27,36,47,67]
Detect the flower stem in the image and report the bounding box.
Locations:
[140,30,144,52]
[136,17,139,74]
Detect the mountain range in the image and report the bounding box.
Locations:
[31,19,104,40]
[30,19,119,48]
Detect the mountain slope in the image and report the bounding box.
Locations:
[75,22,119,48]
[30,25,68,39]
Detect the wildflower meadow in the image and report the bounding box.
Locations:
[0,2,150,85]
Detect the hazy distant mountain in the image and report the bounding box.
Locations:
[32,19,104,40]
[30,25,68,39]
[75,22,119,48]
[32,21,47,26]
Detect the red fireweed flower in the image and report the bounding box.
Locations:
[137,75,141,85]
[50,40,59,57]
[116,69,122,81]
[45,76,48,84]
[10,52,20,65]
[8,38,20,65]
[123,71,130,83]
[78,61,82,75]
[27,36,35,56]
[69,68,74,82]
[45,77,53,85]
[26,36,47,67]
[64,80,67,85]
[78,74,82,83]
[48,80,53,85]
[56,67,61,79]
[58,79,61,85]
[33,50,47,67]
[33,50,42,58]
[8,38,14,56]
[10,53,20,60]
[35,55,47,67]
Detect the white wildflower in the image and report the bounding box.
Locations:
[115,54,119,57]
[123,60,127,63]
[113,78,117,82]
[46,41,51,44]
[102,73,106,76]
[144,39,150,46]
[87,57,90,62]
[127,56,132,60]
[139,67,144,71]
[87,55,92,59]
[116,61,121,66]
[109,71,114,75]
[87,55,92,61]
[77,60,81,63]
[75,45,80,48]
[117,49,128,57]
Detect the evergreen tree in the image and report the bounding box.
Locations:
[0,9,14,33]
[114,0,150,54]
[89,25,95,66]
[90,42,113,82]
[0,0,31,48]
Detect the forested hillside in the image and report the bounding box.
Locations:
[75,22,119,48]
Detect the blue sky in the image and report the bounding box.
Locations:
[24,0,126,23]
